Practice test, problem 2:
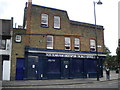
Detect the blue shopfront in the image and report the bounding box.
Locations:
[16,47,106,80]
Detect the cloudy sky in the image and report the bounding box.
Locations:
[0,0,119,55]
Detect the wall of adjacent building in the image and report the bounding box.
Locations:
[10,29,26,80]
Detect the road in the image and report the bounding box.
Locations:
[2,79,119,89]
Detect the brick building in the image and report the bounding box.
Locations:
[11,0,106,80]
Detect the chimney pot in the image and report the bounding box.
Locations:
[28,0,32,3]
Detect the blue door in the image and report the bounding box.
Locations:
[84,59,97,78]
[27,56,38,80]
[46,58,61,79]
[62,60,70,79]
[16,58,24,80]
[72,59,84,78]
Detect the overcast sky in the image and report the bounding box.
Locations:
[0,0,119,55]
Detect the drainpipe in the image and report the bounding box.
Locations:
[9,17,13,81]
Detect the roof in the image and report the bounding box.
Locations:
[70,20,104,30]
[23,3,104,30]
[32,4,67,12]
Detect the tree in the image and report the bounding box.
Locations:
[104,46,111,55]
[103,47,111,67]
[116,39,120,68]
[103,46,118,70]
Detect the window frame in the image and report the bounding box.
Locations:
[54,16,60,29]
[65,37,71,50]
[0,39,6,50]
[15,35,22,43]
[41,14,48,27]
[74,38,80,51]
[90,39,96,52]
[47,35,53,49]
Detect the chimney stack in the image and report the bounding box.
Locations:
[25,0,32,46]
[28,0,32,6]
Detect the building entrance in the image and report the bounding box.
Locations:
[62,59,70,79]
[27,56,38,80]
[16,58,24,80]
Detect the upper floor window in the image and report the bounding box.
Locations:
[15,35,22,43]
[41,14,48,27]
[54,16,60,29]
[74,38,80,51]
[65,37,70,50]
[0,39,6,50]
[47,35,53,49]
[90,39,96,52]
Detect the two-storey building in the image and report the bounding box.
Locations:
[0,18,13,80]
[11,0,106,80]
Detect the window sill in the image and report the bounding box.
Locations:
[65,49,71,51]
[41,25,49,28]
[0,49,6,51]
[15,41,22,43]
[53,27,61,30]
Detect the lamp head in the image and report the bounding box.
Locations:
[97,0,102,5]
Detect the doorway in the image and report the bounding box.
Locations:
[62,59,70,79]
[27,56,38,80]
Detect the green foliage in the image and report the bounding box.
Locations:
[104,46,111,55]
[116,39,120,67]
[103,46,118,70]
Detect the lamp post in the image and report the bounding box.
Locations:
[93,0,102,81]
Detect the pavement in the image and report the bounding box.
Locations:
[2,70,119,87]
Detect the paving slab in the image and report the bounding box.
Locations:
[2,70,119,87]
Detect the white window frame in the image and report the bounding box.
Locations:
[47,35,53,49]
[65,37,71,50]
[74,38,80,51]
[54,16,60,29]
[41,14,48,27]
[15,35,22,43]
[90,39,96,52]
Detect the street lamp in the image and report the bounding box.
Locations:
[93,0,103,81]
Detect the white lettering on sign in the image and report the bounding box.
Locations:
[48,59,55,62]
[46,53,96,59]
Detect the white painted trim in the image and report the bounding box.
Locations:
[28,50,106,57]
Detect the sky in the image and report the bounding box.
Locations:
[0,0,119,55]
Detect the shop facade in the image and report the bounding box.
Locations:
[15,47,105,80]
